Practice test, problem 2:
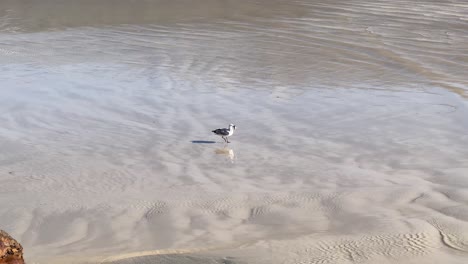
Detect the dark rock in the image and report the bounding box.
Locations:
[0,230,24,264]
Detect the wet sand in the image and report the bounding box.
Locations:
[1,1,468,263]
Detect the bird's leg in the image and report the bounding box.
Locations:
[226,138,230,143]
[222,136,227,143]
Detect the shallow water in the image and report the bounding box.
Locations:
[1,1,467,263]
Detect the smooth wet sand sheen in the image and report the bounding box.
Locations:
[1,0,468,263]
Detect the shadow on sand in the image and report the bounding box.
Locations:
[191,140,217,144]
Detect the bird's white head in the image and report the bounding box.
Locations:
[229,124,236,130]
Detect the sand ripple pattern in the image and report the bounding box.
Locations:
[270,230,440,264]
[0,0,467,95]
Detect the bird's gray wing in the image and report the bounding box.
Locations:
[212,128,229,135]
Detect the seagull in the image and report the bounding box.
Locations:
[212,124,236,143]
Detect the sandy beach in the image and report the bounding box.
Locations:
[1,0,468,263]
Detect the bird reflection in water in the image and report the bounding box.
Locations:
[215,146,235,163]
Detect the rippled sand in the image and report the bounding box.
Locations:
[1,1,468,263]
